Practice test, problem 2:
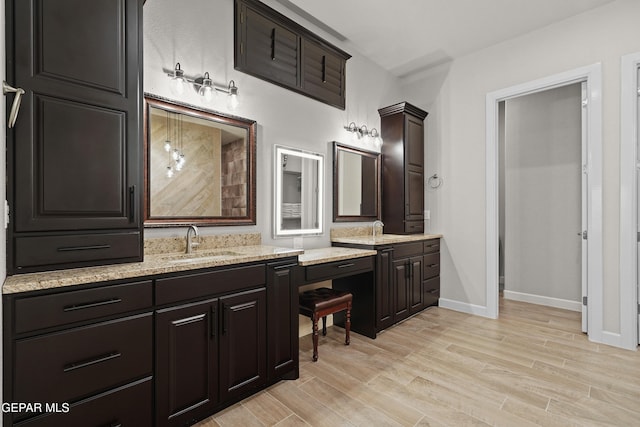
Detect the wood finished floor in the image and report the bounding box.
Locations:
[195,299,640,426]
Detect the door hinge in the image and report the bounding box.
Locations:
[583,296,588,306]
[582,230,587,240]
[637,231,640,243]
[581,98,588,108]
[4,200,9,229]
[637,303,640,315]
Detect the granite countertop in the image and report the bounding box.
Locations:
[331,233,443,247]
[297,247,377,266]
[3,245,303,294]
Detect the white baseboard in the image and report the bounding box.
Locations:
[503,290,581,312]
[438,298,494,318]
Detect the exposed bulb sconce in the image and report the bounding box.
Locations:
[167,63,240,110]
[344,122,383,149]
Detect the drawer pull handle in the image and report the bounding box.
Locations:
[427,264,439,268]
[57,244,111,252]
[63,298,122,312]
[172,313,206,327]
[272,263,297,271]
[428,289,439,294]
[63,351,121,372]
[337,263,355,269]
[101,422,122,427]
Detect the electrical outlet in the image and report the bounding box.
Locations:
[293,237,303,249]
[424,210,430,220]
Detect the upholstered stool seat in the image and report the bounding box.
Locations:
[299,287,352,362]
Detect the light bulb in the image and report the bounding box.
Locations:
[199,72,215,104]
[172,148,179,161]
[166,166,174,178]
[171,63,187,96]
[227,81,239,110]
[164,141,171,152]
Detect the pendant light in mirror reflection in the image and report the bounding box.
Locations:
[163,110,186,178]
[168,63,240,110]
[344,122,383,149]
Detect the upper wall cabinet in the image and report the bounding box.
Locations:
[234,0,350,109]
[6,0,144,274]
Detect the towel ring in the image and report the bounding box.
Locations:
[428,174,443,189]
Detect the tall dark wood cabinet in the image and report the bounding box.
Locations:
[379,102,428,234]
[6,0,144,274]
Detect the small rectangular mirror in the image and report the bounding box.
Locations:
[144,94,256,226]
[274,145,324,237]
[333,142,381,222]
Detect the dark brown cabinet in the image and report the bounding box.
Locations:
[155,299,219,427]
[3,279,153,426]
[5,256,301,427]
[7,0,144,273]
[267,260,299,381]
[379,102,429,234]
[235,0,350,109]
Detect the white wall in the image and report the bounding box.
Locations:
[401,0,640,333]
[143,0,402,248]
[503,84,582,304]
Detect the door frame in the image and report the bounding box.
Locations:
[485,63,603,342]
[620,51,640,350]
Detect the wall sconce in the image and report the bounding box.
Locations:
[344,122,383,149]
[167,63,240,110]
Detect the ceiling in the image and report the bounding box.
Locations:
[274,0,615,78]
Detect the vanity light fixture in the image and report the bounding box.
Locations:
[344,122,383,149]
[167,63,240,109]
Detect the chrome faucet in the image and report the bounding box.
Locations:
[186,225,199,254]
[372,220,384,238]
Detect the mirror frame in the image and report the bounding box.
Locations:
[333,142,381,222]
[273,145,324,237]
[143,93,257,226]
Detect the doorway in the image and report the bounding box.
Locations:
[485,64,603,341]
[498,84,583,322]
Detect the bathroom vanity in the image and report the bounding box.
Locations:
[2,238,302,427]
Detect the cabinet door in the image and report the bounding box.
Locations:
[392,259,411,321]
[155,299,218,427]
[267,261,298,381]
[237,3,299,88]
[219,288,267,402]
[376,249,395,330]
[10,0,142,232]
[409,256,424,313]
[405,114,424,221]
[301,39,346,109]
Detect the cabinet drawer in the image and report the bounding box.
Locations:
[404,221,424,234]
[423,239,440,254]
[392,242,423,259]
[156,263,266,305]
[14,232,142,270]
[15,377,152,427]
[423,253,440,280]
[15,313,152,406]
[424,276,440,307]
[305,256,374,282]
[15,281,152,334]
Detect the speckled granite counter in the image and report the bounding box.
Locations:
[297,247,377,266]
[331,233,442,246]
[3,244,302,294]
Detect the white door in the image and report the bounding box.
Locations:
[636,67,640,343]
[581,82,589,333]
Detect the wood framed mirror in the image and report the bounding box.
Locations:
[144,94,256,226]
[333,142,381,222]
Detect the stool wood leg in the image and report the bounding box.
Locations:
[322,316,327,336]
[345,302,351,345]
[311,313,319,362]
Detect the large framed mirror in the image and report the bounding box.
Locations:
[274,145,324,237]
[144,94,256,226]
[333,142,381,222]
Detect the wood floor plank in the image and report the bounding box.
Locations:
[194,299,639,426]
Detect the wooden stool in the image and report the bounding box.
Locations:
[299,287,352,362]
